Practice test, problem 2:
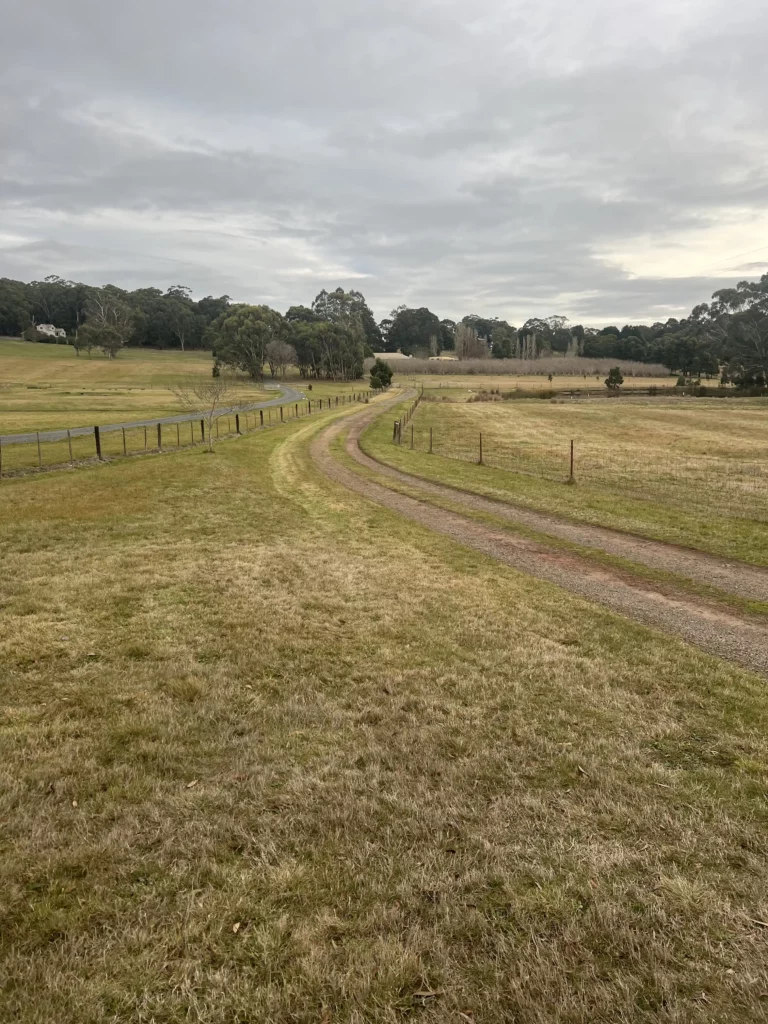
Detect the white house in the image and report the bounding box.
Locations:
[37,324,67,339]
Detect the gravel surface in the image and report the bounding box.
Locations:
[0,385,306,445]
[311,392,768,677]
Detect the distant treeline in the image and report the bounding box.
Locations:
[0,277,228,351]
[1,273,767,385]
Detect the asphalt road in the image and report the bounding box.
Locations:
[0,384,306,445]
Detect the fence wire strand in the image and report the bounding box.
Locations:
[397,422,768,523]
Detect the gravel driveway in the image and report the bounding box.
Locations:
[311,391,768,677]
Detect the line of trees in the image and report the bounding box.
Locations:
[378,280,768,386]
[2,273,767,386]
[210,288,375,381]
[0,278,377,381]
[0,276,230,351]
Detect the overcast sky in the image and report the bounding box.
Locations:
[2,0,767,325]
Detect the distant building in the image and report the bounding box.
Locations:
[37,324,67,339]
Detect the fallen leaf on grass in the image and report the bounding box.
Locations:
[71,800,78,808]
[232,921,241,934]
[413,990,442,1000]
[186,779,199,789]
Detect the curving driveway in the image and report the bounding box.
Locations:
[310,389,768,677]
[0,384,306,445]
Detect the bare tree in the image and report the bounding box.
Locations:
[171,378,242,452]
[265,339,297,378]
[454,323,489,359]
[82,291,135,358]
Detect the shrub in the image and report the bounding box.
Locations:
[369,358,393,390]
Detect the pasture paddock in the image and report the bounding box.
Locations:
[393,372,676,396]
[1,398,768,1022]
[0,339,267,434]
[363,391,768,566]
[0,338,363,436]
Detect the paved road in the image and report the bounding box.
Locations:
[0,384,306,445]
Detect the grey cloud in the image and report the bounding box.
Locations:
[1,0,767,323]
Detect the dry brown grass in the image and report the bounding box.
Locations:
[1,406,767,1022]
[379,356,669,376]
[360,393,768,563]
[415,394,768,460]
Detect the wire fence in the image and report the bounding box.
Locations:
[392,414,768,523]
[0,392,370,479]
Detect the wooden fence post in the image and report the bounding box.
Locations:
[157,423,162,450]
[200,419,205,442]
[216,419,220,439]
[122,427,127,455]
[280,406,284,422]
[144,426,147,452]
[176,423,180,447]
[94,426,102,461]
[36,431,42,469]
[67,429,73,464]
[411,424,414,449]
[236,413,240,434]
[479,432,483,465]
[568,439,575,484]
[260,409,264,427]
[295,403,298,417]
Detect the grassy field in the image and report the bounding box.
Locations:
[361,393,768,566]
[414,391,768,459]
[393,373,674,395]
[0,338,363,435]
[1,399,768,1022]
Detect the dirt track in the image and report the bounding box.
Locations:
[310,392,768,677]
